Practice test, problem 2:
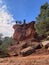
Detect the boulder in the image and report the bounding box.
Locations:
[7,40,42,56]
[20,46,35,56]
[42,41,49,47]
[32,43,43,49]
[45,43,49,48]
[8,51,18,56]
[21,42,28,49]
[26,41,43,49]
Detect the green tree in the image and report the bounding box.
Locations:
[2,37,14,49]
[36,2,49,36]
[0,33,3,45]
[0,33,3,40]
[36,2,49,22]
[0,37,15,57]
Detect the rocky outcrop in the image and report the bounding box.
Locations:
[7,40,43,56]
[13,21,36,41]
[7,21,43,56]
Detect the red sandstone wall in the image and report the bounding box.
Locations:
[13,21,36,41]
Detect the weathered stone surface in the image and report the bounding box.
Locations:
[7,40,42,56]
[7,21,43,57]
[32,42,43,49]
[13,21,36,41]
[20,46,35,56]
[42,41,49,47]
[45,43,49,48]
[7,46,18,56]
[20,42,42,56]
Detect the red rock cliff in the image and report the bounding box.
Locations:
[13,21,36,41]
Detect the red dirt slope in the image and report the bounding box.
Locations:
[0,55,49,65]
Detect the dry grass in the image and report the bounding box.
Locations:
[0,55,49,65]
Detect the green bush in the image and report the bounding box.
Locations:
[0,37,15,58]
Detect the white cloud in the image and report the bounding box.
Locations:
[0,0,15,37]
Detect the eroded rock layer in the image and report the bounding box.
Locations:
[13,21,36,41]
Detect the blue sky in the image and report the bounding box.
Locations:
[5,0,49,22]
[0,0,49,37]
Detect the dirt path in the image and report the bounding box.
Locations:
[0,55,49,65]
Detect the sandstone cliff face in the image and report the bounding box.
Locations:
[13,21,36,41]
[7,21,42,56]
[7,21,49,57]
